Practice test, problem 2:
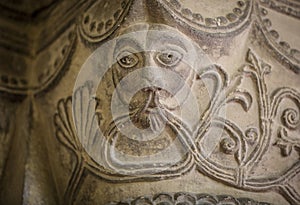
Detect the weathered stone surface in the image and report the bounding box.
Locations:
[0,0,299,205]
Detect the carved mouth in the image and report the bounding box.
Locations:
[144,107,160,114]
[130,108,164,131]
[127,89,167,131]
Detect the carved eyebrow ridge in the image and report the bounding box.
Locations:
[147,34,189,53]
[114,37,144,56]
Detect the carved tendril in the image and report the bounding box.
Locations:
[282,108,300,130]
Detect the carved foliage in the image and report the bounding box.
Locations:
[54,48,300,204]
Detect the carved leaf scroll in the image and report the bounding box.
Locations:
[54,48,300,204]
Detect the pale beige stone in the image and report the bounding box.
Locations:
[0,0,299,205]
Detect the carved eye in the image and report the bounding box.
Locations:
[117,51,139,68]
[156,50,183,67]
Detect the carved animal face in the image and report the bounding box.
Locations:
[73,24,205,173]
[111,26,196,130]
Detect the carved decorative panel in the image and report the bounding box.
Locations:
[0,0,299,205]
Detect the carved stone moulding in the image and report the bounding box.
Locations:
[78,0,253,45]
[157,0,253,35]
[108,192,270,205]
[255,0,300,73]
[79,0,133,43]
[0,0,94,95]
[0,26,76,95]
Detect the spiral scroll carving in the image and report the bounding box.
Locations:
[282,108,300,130]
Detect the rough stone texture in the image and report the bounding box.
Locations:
[0,0,299,205]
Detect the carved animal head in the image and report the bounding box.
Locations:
[111,24,197,131]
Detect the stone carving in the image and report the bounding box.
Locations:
[258,0,300,19]
[157,0,252,34]
[79,0,133,43]
[55,44,300,203]
[0,25,76,95]
[77,0,300,74]
[108,192,270,205]
[0,1,85,95]
[0,0,298,95]
[36,26,76,93]
[0,0,299,204]
[255,0,300,73]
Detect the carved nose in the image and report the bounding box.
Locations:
[142,52,165,82]
[142,67,163,85]
[140,87,159,109]
[143,52,157,67]
[142,86,162,92]
[142,69,155,82]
